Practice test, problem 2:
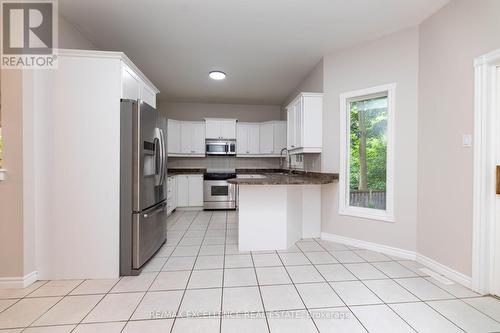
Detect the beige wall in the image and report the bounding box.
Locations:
[0,15,97,279]
[0,71,25,278]
[161,102,281,122]
[321,27,419,251]
[59,15,98,50]
[281,59,324,170]
[417,0,500,276]
[283,59,324,108]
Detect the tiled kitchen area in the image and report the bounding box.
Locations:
[1,210,499,333]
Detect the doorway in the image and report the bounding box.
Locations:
[473,50,500,296]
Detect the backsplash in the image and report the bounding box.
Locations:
[168,157,282,170]
[168,154,321,172]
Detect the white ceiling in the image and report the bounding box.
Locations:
[59,0,449,105]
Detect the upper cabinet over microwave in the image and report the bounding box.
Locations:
[205,118,237,140]
[286,93,323,154]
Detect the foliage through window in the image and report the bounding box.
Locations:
[339,84,395,222]
[349,95,388,210]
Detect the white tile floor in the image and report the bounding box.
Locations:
[0,210,499,332]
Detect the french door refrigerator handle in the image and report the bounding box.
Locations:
[143,201,166,218]
[159,128,167,185]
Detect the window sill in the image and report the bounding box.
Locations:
[0,169,7,181]
[339,207,394,223]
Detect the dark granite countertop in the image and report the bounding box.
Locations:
[228,171,338,185]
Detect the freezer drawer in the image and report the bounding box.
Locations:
[132,201,167,269]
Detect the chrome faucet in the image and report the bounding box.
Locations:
[280,148,293,175]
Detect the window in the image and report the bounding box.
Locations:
[339,84,395,222]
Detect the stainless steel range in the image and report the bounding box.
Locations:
[203,170,237,210]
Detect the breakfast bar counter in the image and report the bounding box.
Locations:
[231,171,338,252]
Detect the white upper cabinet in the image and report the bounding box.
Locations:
[168,119,205,157]
[168,119,181,154]
[181,122,205,155]
[259,123,274,155]
[205,118,237,140]
[121,63,158,108]
[220,120,237,139]
[237,123,260,156]
[273,121,287,155]
[286,93,323,154]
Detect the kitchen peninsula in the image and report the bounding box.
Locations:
[228,172,338,251]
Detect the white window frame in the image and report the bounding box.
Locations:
[339,83,396,223]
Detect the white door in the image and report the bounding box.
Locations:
[181,122,194,154]
[287,107,295,150]
[188,175,204,206]
[260,123,274,155]
[274,121,287,155]
[495,66,500,297]
[205,120,220,139]
[177,175,189,207]
[294,98,303,149]
[237,124,249,155]
[167,120,181,154]
[220,120,236,139]
[248,125,260,154]
[191,122,206,154]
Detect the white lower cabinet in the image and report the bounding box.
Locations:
[176,174,204,207]
[167,176,177,216]
[187,175,204,206]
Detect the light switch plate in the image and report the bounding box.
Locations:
[0,169,7,181]
[462,134,472,147]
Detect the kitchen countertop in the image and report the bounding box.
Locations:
[228,171,338,185]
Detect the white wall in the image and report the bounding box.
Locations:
[161,102,281,122]
[417,0,500,276]
[32,54,122,280]
[321,27,419,251]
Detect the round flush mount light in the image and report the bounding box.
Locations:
[209,71,226,80]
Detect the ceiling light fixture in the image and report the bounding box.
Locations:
[209,71,226,80]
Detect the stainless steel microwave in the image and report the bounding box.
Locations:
[206,139,236,156]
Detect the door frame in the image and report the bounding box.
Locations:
[472,48,500,295]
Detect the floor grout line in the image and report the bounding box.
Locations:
[313,238,468,333]
[301,239,370,333]
[169,210,216,333]
[2,211,499,332]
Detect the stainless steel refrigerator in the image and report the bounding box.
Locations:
[120,99,167,276]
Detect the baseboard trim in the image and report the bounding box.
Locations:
[321,232,472,288]
[0,271,38,289]
[416,254,472,289]
[321,232,416,260]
